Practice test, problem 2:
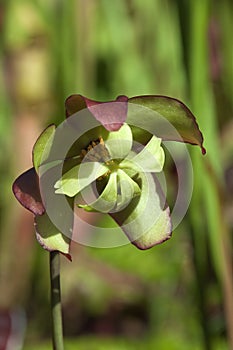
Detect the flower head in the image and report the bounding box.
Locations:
[13,94,205,259]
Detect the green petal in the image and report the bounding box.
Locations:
[33,125,56,173]
[119,160,138,178]
[35,213,71,257]
[123,136,165,173]
[54,162,108,197]
[78,172,118,213]
[128,95,206,153]
[116,169,141,211]
[102,123,132,159]
[111,172,171,249]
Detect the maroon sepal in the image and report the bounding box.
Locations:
[65,94,128,131]
[12,167,45,215]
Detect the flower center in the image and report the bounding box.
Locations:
[80,137,120,180]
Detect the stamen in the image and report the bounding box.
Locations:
[80,137,118,181]
[80,136,110,162]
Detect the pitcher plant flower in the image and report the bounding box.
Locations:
[13,94,205,260]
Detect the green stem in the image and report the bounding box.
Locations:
[50,251,64,350]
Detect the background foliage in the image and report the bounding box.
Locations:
[0,0,232,349]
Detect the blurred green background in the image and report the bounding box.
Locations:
[0,0,232,349]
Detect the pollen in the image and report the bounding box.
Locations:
[80,136,110,163]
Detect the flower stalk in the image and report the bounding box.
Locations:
[50,251,64,350]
